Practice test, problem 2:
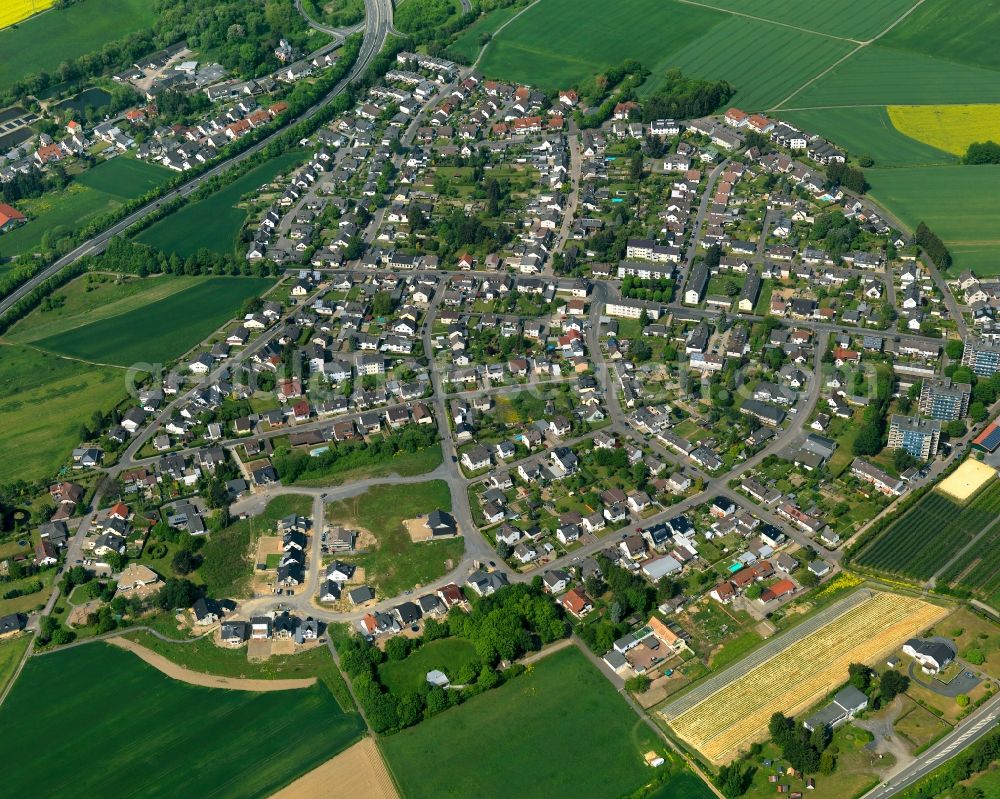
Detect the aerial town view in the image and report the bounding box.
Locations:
[2,0,1000,797]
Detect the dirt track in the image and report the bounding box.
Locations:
[107,637,317,691]
[270,737,399,799]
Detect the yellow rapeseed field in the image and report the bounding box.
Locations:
[0,0,55,30]
[665,591,947,763]
[888,104,1000,156]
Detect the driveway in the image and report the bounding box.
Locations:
[908,661,981,698]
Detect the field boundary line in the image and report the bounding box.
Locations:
[769,0,928,111]
[671,0,861,43]
[473,0,540,68]
[0,338,131,370]
[660,589,873,719]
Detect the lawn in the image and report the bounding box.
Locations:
[786,46,1000,108]
[866,165,1000,275]
[781,106,957,167]
[930,607,1000,680]
[31,276,274,365]
[200,494,313,597]
[642,16,855,111]
[0,634,31,698]
[887,104,1000,157]
[0,0,156,92]
[0,570,55,616]
[0,158,171,257]
[288,443,443,487]
[479,0,725,90]
[447,3,523,63]
[0,642,364,798]
[378,637,479,694]
[7,273,206,343]
[879,0,1000,72]
[326,481,464,598]
[383,645,699,799]
[124,629,355,711]
[136,150,306,257]
[0,343,124,482]
[894,696,952,750]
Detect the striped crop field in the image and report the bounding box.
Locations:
[662,591,947,763]
[854,481,1000,580]
[0,0,54,30]
[938,518,1000,611]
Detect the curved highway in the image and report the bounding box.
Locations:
[0,0,392,318]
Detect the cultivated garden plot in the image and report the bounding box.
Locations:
[662,590,948,763]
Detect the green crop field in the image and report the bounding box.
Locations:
[326,481,464,598]
[31,276,273,365]
[854,482,1000,580]
[879,0,1000,72]
[0,343,124,482]
[76,156,172,197]
[447,4,523,63]
[685,0,916,40]
[0,0,157,93]
[938,515,1000,610]
[780,107,957,167]
[866,165,1000,275]
[378,638,480,694]
[383,646,707,799]
[478,0,724,90]
[0,159,171,257]
[786,46,1000,108]
[643,17,854,111]
[0,643,364,798]
[136,151,306,257]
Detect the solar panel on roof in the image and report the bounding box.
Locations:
[980,428,1000,451]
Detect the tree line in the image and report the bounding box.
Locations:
[915,221,952,270]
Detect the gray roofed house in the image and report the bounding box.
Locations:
[804,685,869,731]
[348,585,376,604]
[0,613,26,636]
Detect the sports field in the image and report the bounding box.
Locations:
[0,343,124,482]
[31,276,273,366]
[383,646,710,799]
[0,0,156,92]
[0,0,54,30]
[854,481,1000,579]
[866,165,1000,275]
[938,459,997,501]
[0,642,365,798]
[478,0,724,91]
[662,591,947,763]
[781,107,956,166]
[887,104,1000,156]
[136,150,306,257]
[0,158,171,258]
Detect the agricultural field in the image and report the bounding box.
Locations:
[0,634,31,698]
[478,0,724,91]
[887,104,1000,157]
[878,0,1000,72]
[786,46,1000,108]
[135,151,306,257]
[854,481,1000,580]
[780,107,957,167]
[447,4,523,63]
[383,646,710,799]
[0,0,157,93]
[680,0,916,39]
[642,17,855,110]
[7,273,206,344]
[0,343,124,482]
[0,642,364,798]
[937,518,1000,611]
[866,165,1000,275]
[662,590,948,763]
[326,481,464,598]
[0,0,55,30]
[0,158,171,257]
[30,276,273,366]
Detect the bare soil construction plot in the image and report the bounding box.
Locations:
[661,590,948,763]
[404,516,432,543]
[107,637,316,691]
[271,736,399,799]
